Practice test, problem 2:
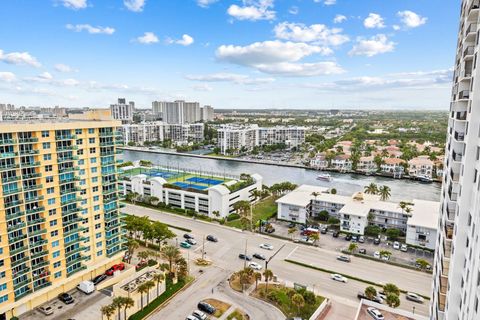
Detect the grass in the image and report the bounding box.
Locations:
[203,298,232,318]
[123,211,192,232]
[128,277,193,320]
[226,196,278,229]
[228,272,254,292]
[226,309,249,320]
[252,283,324,319]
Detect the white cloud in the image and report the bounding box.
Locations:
[136,32,159,44]
[254,61,344,76]
[192,84,213,91]
[349,34,395,57]
[364,13,385,29]
[66,24,115,35]
[197,0,218,8]
[289,6,299,15]
[393,25,401,31]
[39,72,53,80]
[227,0,275,21]
[397,11,427,28]
[0,50,41,67]
[333,14,347,24]
[61,0,87,10]
[274,22,349,46]
[124,0,146,12]
[186,72,275,85]
[62,78,80,86]
[167,34,194,46]
[54,63,76,73]
[314,0,336,5]
[0,72,16,82]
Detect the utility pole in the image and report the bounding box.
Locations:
[243,238,248,269]
[202,235,206,260]
[265,244,286,274]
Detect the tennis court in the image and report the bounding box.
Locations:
[173,182,208,190]
[147,169,181,179]
[186,177,224,185]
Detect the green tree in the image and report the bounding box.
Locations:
[101,304,116,320]
[330,188,337,195]
[385,228,401,241]
[137,251,150,261]
[288,227,297,240]
[160,245,181,274]
[383,283,400,296]
[317,210,329,221]
[310,233,320,246]
[386,293,400,308]
[364,183,378,195]
[263,269,274,296]
[416,258,430,270]
[254,272,262,290]
[136,283,149,310]
[348,243,358,254]
[365,286,377,300]
[327,217,340,225]
[112,297,125,320]
[143,281,155,305]
[378,185,391,201]
[152,273,165,296]
[364,225,381,237]
[150,221,175,249]
[125,239,139,264]
[379,250,392,259]
[233,200,252,230]
[122,297,134,320]
[292,293,305,315]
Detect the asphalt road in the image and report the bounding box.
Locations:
[122,204,432,318]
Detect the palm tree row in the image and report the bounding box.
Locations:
[101,296,134,320]
[363,183,391,201]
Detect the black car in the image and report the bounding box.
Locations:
[253,253,266,260]
[238,253,252,261]
[198,301,216,314]
[287,222,296,228]
[58,293,74,304]
[332,231,339,238]
[206,235,218,242]
[92,274,107,285]
[373,238,381,245]
[359,248,367,254]
[345,234,352,241]
[184,233,194,239]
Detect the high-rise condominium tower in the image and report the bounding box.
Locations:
[431,1,480,319]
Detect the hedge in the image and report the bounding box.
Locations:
[284,259,430,300]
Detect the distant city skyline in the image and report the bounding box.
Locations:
[0,0,457,109]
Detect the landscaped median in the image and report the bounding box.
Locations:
[128,277,194,320]
[284,259,430,300]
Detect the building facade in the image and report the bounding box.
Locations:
[431,1,480,319]
[110,98,134,123]
[120,122,204,146]
[0,119,124,319]
[151,100,204,124]
[200,105,214,122]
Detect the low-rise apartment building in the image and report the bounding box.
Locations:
[408,156,435,178]
[120,122,204,146]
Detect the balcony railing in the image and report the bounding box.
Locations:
[19,149,39,156]
[2,175,20,183]
[0,163,19,171]
[27,218,46,226]
[455,111,467,120]
[5,200,23,208]
[26,206,45,215]
[18,137,38,144]
[30,250,49,259]
[458,90,470,100]
[8,222,26,232]
[20,161,40,168]
[0,152,18,158]
[55,134,77,141]
[466,23,478,35]
[454,131,465,141]
[23,184,42,192]
[3,188,22,196]
[22,172,41,179]
[0,139,16,145]
[463,46,475,57]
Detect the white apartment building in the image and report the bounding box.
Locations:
[110,98,134,123]
[120,122,204,145]
[431,1,480,319]
[406,200,439,250]
[217,124,306,155]
[201,105,214,122]
[152,100,205,124]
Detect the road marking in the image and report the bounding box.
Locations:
[285,246,298,260]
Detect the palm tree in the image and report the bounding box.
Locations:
[101,304,116,320]
[122,297,134,320]
[233,200,252,230]
[365,286,377,300]
[137,251,150,262]
[386,293,400,308]
[254,272,262,290]
[126,239,139,264]
[383,283,400,296]
[112,297,124,320]
[364,183,378,195]
[348,243,358,254]
[288,227,296,240]
[311,191,320,201]
[310,233,319,246]
[160,245,181,274]
[152,273,165,296]
[291,293,305,315]
[378,185,391,201]
[137,283,149,310]
[144,281,155,305]
[263,269,274,295]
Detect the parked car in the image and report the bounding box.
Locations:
[393,241,400,250]
[253,253,266,260]
[300,237,314,244]
[400,244,408,252]
[374,251,381,259]
[192,310,208,320]
[77,280,95,294]
[238,253,252,261]
[259,243,274,250]
[373,238,381,245]
[180,241,192,249]
[184,233,194,239]
[336,255,351,263]
[359,248,367,254]
[249,262,263,270]
[367,307,384,320]
[38,305,54,316]
[357,292,383,304]
[381,254,390,261]
[58,293,74,304]
[186,316,198,320]
[136,260,148,270]
[92,274,107,285]
[330,274,347,283]
[406,292,424,303]
[332,231,339,238]
[288,222,296,228]
[351,235,358,242]
[206,235,218,242]
[186,238,197,245]
[358,236,365,243]
[105,263,125,276]
[345,234,352,241]
[198,301,216,314]
[320,227,328,234]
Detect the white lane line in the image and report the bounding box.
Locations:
[285,246,298,260]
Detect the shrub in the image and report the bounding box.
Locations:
[227,213,240,221]
[147,259,158,267]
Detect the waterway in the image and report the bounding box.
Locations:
[121,149,442,202]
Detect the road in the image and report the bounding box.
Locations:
[122,204,432,318]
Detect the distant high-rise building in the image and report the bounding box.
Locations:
[431,1,480,319]
[110,98,134,123]
[151,100,205,124]
[201,105,214,122]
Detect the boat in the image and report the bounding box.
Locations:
[317,173,332,182]
[417,175,433,183]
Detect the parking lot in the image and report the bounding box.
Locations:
[269,220,434,268]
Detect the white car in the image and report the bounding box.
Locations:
[38,305,54,316]
[259,243,274,250]
[249,262,263,270]
[367,307,384,320]
[192,310,208,320]
[374,251,381,259]
[381,254,390,261]
[393,241,400,250]
[186,238,197,245]
[406,292,424,303]
[400,244,408,252]
[330,273,347,283]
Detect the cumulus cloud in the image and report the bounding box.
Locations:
[192,84,213,91]
[227,0,275,21]
[364,13,385,29]
[314,0,336,5]
[289,6,299,15]
[197,0,218,8]
[186,72,275,85]
[0,72,16,82]
[349,34,395,57]
[55,63,76,73]
[0,49,41,67]
[66,24,115,35]
[167,34,194,46]
[274,22,349,46]
[124,0,146,12]
[333,14,347,24]
[136,32,159,44]
[61,0,87,10]
[397,11,427,28]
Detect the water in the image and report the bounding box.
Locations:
[121,149,442,202]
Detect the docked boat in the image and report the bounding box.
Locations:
[317,173,332,182]
[417,175,433,183]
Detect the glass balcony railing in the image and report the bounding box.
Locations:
[24,195,44,204]
[30,250,49,259]
[23,184,42,192]
[22,172,41,179]
[21,161,40,168]
[10,246,27,255]
[19,149,39,156]
[3,188,22,196]
[13,278,31,290]
[26,206,45,214]
[60,187,81,195]
[2,175,20,183]
[0,139,16,145]
[0,152,18,158]
[18,137,38,144]
[31,260,49,270]
[66,265,87,277]
[11,256,29,267]
[55,135,77,141]
[27,218,46,226]
[7,211,24,220]
[61,197,82,205]
[33,281,51,291]
[8,222,26,232]
[5,200,23,208]
[28,229,47,237]
[56,145,78,152]
[0,163,19,171]
[14,287,32,301]
[64,226,87,237]
[66,255,87,267]
[29,239,48,249]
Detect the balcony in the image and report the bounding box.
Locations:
[14,288,32,301]
[26,206,45,215]
[22,172,41,179]
[19,149,39,156]
[64,226,87,237]
[66,255,87,267]
[62,207,82,216]
[0,139,16,145]
[0,152,18,159]
[30,250,49,259]
[0,163,19,171]
[63,217,83,226]
[27,218,46,226]
[61,197,82,206]
[60,187,81,195]
[13,278,31,290]
[66,265,87,277]
[3,188,22,196]
[65,246,87,257]
[21,161,40,168]
[31,260,49,270]
[18,137,38,144]
[2,175,20,183]
[33,281,51,291]
[8,222,26,232]
[24,195,44,204]
[56,145,78,152]
[446,204,456,221]
[55,134,77,141]
[449,169,460,182]
[23,184,42,192]
[5,200,23,208]
[454,131,465,141]
[11,256,29,267]
[28,229,47,237]
[29,239,48,249]
[58,156,79,163]
[466,23,478,36]
[463,46,475,57]
[458,90,470,100]
[10,246,27,255]
[12,267,30,279]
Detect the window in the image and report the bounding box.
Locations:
[52,251,60,258]
[48,209,56,216]
[95,223,101,229]
[88,128,94,134]
[0,284,6,292]
[43,154,52,161]
[54,271,62,278]
[75,129,82,135]
[90,158,97,164]
[96,232,102,239]
[51,230,58,237]
[89,147,96,154]
[53,261,61,268]
[41,130,50,138]
[96,251,103,256]
[92,167,97,173]
[45,165,53,172]
[77,149,84,155]
[42,142,50,149]
[92,177,98,183]
[94,205,100,211]
[96,241,102,248]
[46,176,53,183]
[79,169,85,176]
[52,240,59,247]
[93,186,98,192]
[48,198,55,205]
[89,138,95,144]
[47,187,54,194]
[93,196,99,202]
[0,295,7,303]
[50,220,57,227]
[94,214,100,220]
[76,139,83,145]
[78,159,84,165]
[0,272,5,279]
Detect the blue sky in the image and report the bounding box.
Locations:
[0,0,459,109]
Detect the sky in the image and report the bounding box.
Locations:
[0,0,460,110]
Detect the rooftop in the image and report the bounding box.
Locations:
[276,184,329,207]
[408,199,440,229]
[355,300,427,320]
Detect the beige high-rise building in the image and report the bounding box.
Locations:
[0,118,125,319]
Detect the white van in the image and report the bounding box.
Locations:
[77,280,95,294]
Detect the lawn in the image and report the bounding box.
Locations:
[226,309,249,320]
[226,196,278,229]
[203,298,232,318]
[252,284,324,319]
